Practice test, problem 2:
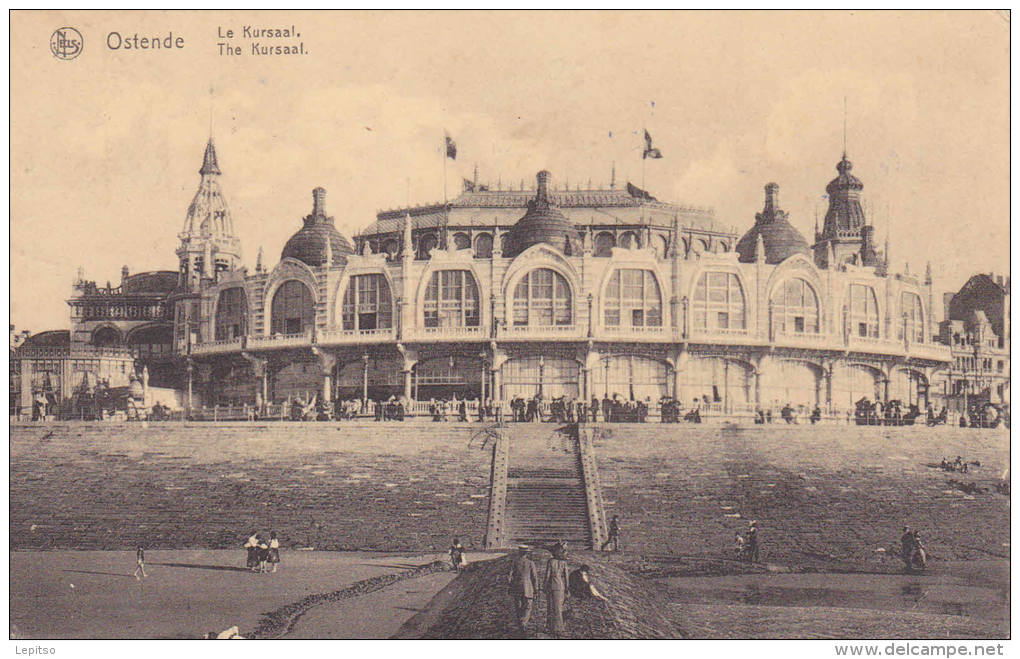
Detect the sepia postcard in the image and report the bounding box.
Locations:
[8,9,1011,653]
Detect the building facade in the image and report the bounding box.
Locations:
[174,142,951,418]
[934,273,1011,414]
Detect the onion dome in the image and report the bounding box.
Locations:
[821,154,866,236]
[501,171,580,258]
[281,188,354,267]
[736,183,810,264]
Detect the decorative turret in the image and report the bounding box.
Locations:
[812,152,879,269]
[501,171,580,258]
[281,187,355,267]
[176,138,242,290]
[735,183,810,264]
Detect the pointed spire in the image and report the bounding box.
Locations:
[256,246,264,272]
[199,139,221,176]
[610,161,616,189]
[924,261,932,285]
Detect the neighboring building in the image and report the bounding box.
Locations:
[933,273,1011,413]
[178,142,950,417]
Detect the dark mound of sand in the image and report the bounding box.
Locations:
[396,552,685,639]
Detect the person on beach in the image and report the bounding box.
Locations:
[268,531,280,573]
[244,532,260,571]
[257,539,270,573]
[568,564,609,602]
[450,537,467,571]
[734,531,747,560]
[508,544,540,631]
[899,526,915,568]
[601,515,620,552]
[133,545,147,579]
[746,521,760,563]
[544,542,571,635]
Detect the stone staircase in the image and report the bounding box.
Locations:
[500,425,599,548]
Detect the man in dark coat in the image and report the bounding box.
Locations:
[508,545,540,631]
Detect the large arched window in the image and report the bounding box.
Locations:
[512,268,572,327]
[771,278,820,335]
[423,270,480,328]
[848,284,879,338]
[593,232,615,257]
[692,272,746,331]
[271,280,314,335]
[342,274,393,331]
[473,233,493,259]
[215,287,248,340]
[900,292,924,343]
[604,269,662,328]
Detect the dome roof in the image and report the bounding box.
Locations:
[736,183,810,264]
[501,171,579,258]
[281,188,355,267]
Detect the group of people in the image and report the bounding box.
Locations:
[507,541,608,636]
[733,520,761,563]
[899,526,927,571]
[939,456,972,473]
[243,531,280,573]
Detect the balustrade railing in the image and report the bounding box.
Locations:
[246,330,312,349]
[191,337,244,355]
[317,327,396,344]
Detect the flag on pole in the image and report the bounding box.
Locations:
[445,133,457,160]
[643,130,663,160]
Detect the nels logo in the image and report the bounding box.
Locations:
[50,27,83,60]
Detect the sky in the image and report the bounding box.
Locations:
[10,10,1010,333]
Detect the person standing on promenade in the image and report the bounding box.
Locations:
[544,542,571,635]
[244,532,260,571]
[133,545,147,579]
[601,515,620,551]
[508,545,540,632]
[450,537,467,571]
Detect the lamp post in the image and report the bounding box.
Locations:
[479,350,488,401]
[361,353,369,408]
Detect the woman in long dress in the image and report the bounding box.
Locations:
[544,543,571,635]
[268,531,281,573]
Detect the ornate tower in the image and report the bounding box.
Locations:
[812,153,879,269]
[176,139,242,292]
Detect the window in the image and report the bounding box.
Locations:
[423,270,480,328]
[593,232,615,257]
[215,287,248,340]
[619,231,641,249]
[771,278,820,335]
[453,232,471,250]
[416,234,438,260]
[900,292,924,343]
[848,284,879,338]
[653,234,669,259]
[271,280,314,335]
[512,268,572,327]
[473,233,493,259]
[692,272,746,332]
[342,274,393,331]
[604,269,662,328]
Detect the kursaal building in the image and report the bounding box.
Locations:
[29,139,956,418]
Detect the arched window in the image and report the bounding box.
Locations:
[453,232,471,251]
[423,270,480,328]
[271,280,314,335]
[901,292,924,343]
[417,234,438,260]
[215,287,248,340]
[591,355,669,400]
[342,274,393,331]
[473,233,493,259]
[718,242,729,253]
[619,231,641,249]
[381,238,400,261]
[848,284,879,338]
[594,232,615,257]
[771,278,819,335]
[653,234,669,259]
[92,326,121,347]
[695,238,709,254]
[604,269,662,328]
[512,268,572,327]
[692,272,746,331]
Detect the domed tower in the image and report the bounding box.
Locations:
[735,183,810,264]
[501,170,580,258]
[281,187,355,267]
[176,139,243,292]
[812,153,880,269]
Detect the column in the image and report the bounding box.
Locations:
[20,359,33,419]
[491,367,501,401]
[362,354,370,406]
[312,348,336,406]
[186,358,194,417]
[403,369,412,401]
[723,361,730,414]
[581,368,591,400]
[883,376,890,404]
[825,369,833,410]
[754,370,761,407]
